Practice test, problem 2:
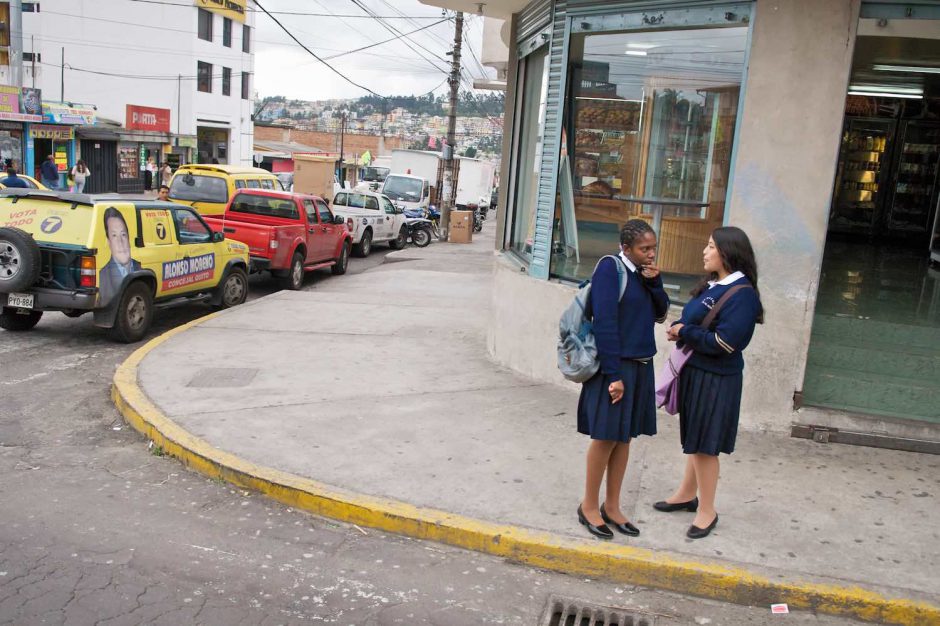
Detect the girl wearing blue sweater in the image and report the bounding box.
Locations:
[655,226,763,539]
[577,220,669,540]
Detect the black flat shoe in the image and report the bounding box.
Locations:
[687,514,718,539]
[600,503,639,537]
[577,504,613,540]
[653,497,699,513]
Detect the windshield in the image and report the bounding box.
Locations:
[383,176,422,200]
[169,174,229,203]
[360,167,389,182]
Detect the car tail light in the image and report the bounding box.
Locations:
[270,239,279,249]
[346,218,354,232]
[80,256,96,288]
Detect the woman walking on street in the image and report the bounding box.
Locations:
[655,226,763,539]
[70,160,90,193]
[577,219,669,540]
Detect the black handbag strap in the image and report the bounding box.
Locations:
[700,284,751,329]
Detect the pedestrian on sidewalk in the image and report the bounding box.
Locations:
[145,156,157,191]
[160,162,173,188]
[70,160,91,193]
[157,185,170,202]
[655,227,763,539]
[40,154,59,189]
[577,219,669,541]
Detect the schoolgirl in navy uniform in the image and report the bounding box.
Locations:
[655,226,763,539]
[577,220,670,540]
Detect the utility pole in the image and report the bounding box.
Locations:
[439,11,463,241]
[338,111,347,187]
[10,0,23,88]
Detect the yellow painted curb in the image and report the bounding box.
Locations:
[112,315,940,626]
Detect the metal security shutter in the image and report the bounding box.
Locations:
[529,0,567,279]
[517,0,553,42]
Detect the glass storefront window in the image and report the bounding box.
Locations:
[551,26,748,300]
[509,46,549,260]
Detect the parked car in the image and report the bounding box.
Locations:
[0,174,47,190]
[168,164,281,216]
[331,189,409,257]
[202,189,351,290]
[0,188,250,342]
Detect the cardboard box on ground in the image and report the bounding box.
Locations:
[449,210,473,243]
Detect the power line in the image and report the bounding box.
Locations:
[128,0,443,17]
[253,0,386,99]
[348,0,450,74]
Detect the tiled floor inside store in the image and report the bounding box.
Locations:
[802,239,940,423]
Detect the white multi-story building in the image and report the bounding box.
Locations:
[0,0,254,192]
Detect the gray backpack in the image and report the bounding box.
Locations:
[557,256,627,383]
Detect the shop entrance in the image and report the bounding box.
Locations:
[32,138,68,188]
[803,19,940,424]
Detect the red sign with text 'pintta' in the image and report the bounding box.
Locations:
[126,105,171,133]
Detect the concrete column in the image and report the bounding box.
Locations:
[726,0,860,428]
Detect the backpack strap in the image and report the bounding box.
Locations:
[594,254,628,303]
[700,284,751,329]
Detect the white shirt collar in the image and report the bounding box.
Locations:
[708,270,745,287]
[618,251,638,273]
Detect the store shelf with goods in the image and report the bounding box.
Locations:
[829,119,896,235]
[888,122,940,234]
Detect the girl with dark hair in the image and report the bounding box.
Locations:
[655,226,763,539]
[576,219,670,540]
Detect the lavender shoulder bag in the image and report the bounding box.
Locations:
[655,285,749,415]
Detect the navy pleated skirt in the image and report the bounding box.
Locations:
[678,364,743,455]
[577,359,657,442]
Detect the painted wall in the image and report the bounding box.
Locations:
[489,0,861,433]
[18,1,254,165]
[725,0,859,428]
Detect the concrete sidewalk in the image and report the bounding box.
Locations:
[115,224,940,624]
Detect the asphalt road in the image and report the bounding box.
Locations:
[0,245,863,625]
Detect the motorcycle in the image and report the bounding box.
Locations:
[469,204,484,233]
[404,205,441,240]
[404,217,433,247]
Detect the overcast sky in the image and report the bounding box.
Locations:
[253,0,491,102]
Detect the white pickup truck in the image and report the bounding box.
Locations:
[331,189,408,257]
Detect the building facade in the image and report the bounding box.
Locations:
[421,0,940,451]
[0,0,255,191]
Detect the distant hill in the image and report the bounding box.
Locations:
[257,92,504,121]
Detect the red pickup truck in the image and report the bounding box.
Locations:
[202,189,352,290]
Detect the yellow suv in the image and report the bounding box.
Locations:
[168,164,281,216]
[0,189,250,342]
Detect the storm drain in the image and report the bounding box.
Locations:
[187,368,259,388]
[539,595,656,626]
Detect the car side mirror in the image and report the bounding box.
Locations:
[212,231,224,242]
[333,215,345,225]
[395,207,404,214]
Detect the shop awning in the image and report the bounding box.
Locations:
[76,127,120,140]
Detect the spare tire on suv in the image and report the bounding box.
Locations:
[0,227,41,293]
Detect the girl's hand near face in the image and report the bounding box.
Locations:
[666,323,683,342]
[640,263,660,280]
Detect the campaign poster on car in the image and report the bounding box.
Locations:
[161,253,215,291]
[98,205,141,307]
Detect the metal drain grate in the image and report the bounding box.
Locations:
[539,595,656,626]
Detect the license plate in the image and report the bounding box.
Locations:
[7,292,34,309]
